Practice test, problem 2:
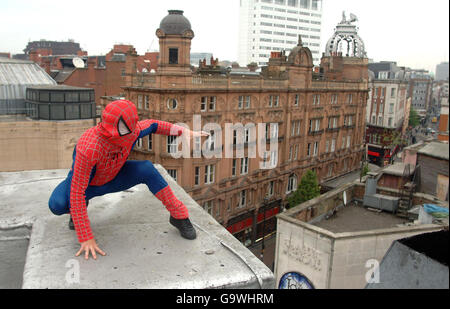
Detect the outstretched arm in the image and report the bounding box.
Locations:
[70,151,105,260]
[137,119,209,138]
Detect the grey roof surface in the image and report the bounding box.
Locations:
[159,10,192,35]
[366,231,449,289]
[0,166,274,289]
[52,68,75,83]
[382,163,413,176]
[0,57,56,101]
[418,142,449,160]
[27,85,93,91]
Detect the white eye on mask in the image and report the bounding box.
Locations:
[118,117,132,136]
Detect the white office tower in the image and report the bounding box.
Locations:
[238,0,323,67]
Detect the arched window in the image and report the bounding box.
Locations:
[287,174,298,193]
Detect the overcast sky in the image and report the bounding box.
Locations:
[0,0,448,74]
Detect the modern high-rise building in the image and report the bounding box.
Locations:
[238,0,323,67]
[435,62,449,81]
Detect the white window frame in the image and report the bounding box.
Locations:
[205,165,215,184]
[194,166,200,185]
[168,169,177,181]
[203,200,214,215]
[238,190,247,208]
[167,136,178,154]
[240,157,249,175]
[144,95,149,110]
[267,181,274,197]
[287,174,297,193]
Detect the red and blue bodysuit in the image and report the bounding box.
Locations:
[49,100,189,243]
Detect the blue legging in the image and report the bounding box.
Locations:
[49,160,168,216]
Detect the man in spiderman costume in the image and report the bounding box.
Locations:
[48,100,207,260]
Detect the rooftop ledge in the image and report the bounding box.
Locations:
[0,166,274,289]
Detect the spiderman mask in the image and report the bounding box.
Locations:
[99,100,140,146]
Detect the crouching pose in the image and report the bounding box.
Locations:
[49,100,207,260]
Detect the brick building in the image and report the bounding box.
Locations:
[121,10,369,246]
[366,62,409,166]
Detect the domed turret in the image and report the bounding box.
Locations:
[155,10,194,74]
[157,10,194,38]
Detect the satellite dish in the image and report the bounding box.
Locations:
[343,191,347,206]
[72,57,85,68]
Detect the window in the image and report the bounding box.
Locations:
[330,94,338,104]
[167,136,178,154]
[347,94,353,104]
[269,95,280,107]
[287,174,297,193]
[205,165,215,184]
[194,136,201,153]
[270,123,279,139]
[238,190,247,208]
[147,135,152,151]
[345,115,353,126]
[291,120,301,136]
[201,96,207,112]
[378,116,383,126]
[328,117,338,129]
[294,94,299,106]
[270,150,278,167]
[244,127,250,144]
[289,146,293,161]
[341,137,346,149]
[208,96,216,111]
[144,96,149,110]
[309,119,321,132]
[240,157,249,175]
[388,117,393,127]
[391,88,396,98]
[331,139,336,152]
[194,167,200,185]
[294,145,298,160]
[245,96,251,109]
[206,131,215,151]
[232,159,237,176]
[137,95,143,109]
[136,138,143,148]
[327,164,333,177]
[238,96,250,109]
[267,181,274,197]
[169,48,178,64]
[325,140,329,153]
[203,200,214,216]
[313,94,320,105]
[167,169,177,182]
[307,143,311,157]
[313,141,319,157]
[389,103,394,114]
[167,98,178,110]
[346,135,351,148]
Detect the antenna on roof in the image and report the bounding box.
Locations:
[72,57,84,68]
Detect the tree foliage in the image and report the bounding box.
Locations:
[409,108,420,127]
[287,170,321,209]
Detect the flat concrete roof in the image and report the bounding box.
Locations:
[0,167,274,289]
[312,204,408,234]
[382,163,413,176]
[418,142,449,160]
